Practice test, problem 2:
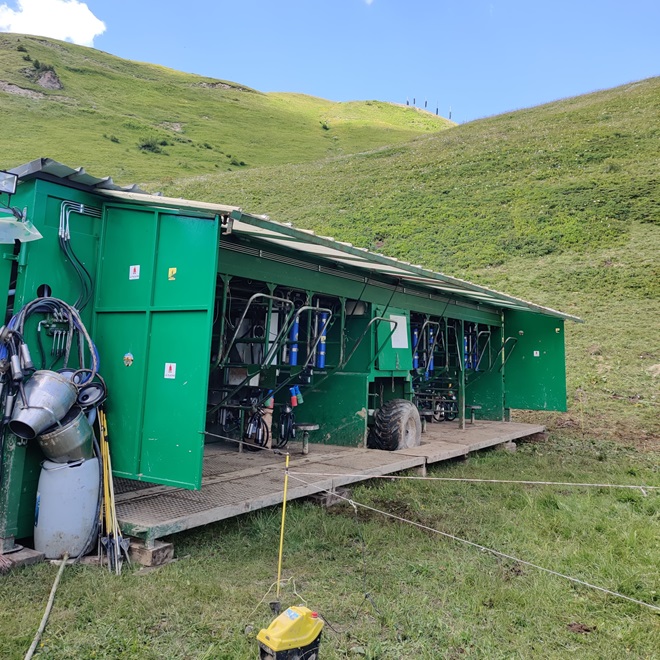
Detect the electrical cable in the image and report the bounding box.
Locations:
[285,472,659,492]
[201,431,288,456]
[287,473,660,614]
[247,576,304,620]
[36,322,47,370]
[59,202,101,311]
[8,297,99,380]
[348,499,386,625]
[24,552,69,660]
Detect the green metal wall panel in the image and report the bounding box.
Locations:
[503,311,567,411]
[97,206,157,310]
[14,443,42,541]
[153,215,218,309]
[1,440,42,545]
[140,311,210,487]
[95,312,148,477]
[343,314,373,372]
[94,207,219,489]
[0,440,26,547]
[298,373,369,446]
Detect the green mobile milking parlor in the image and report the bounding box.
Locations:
[0,158,579,554]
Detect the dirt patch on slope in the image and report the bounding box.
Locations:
[0,81,44,99]
[37,70,62,90]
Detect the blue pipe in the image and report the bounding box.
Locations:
[412,326,419,369]
[289,316,299,366]
[428,326,435,372]
[316,312,328,368]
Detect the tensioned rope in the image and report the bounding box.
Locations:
[287,473,660,613]
[286,471,659,493]
[202,430,289,456]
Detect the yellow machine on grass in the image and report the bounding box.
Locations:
[257,605,324,660]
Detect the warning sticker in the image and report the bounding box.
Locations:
[164,362,176,379]
[129,265,141,280]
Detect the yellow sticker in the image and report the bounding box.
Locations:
[168,267,177,281]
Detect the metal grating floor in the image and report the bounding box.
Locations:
[116,421,544,544]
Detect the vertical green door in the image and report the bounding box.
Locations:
[95,206,219,489]
[503,310,567,411]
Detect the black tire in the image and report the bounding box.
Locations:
[369,399,422,451]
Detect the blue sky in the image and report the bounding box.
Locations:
[1,0,659,123]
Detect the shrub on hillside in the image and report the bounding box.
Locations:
[32,59,55,74]
[138,137,165,154]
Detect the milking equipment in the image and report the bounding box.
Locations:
[0,297,106,559]
[207,284,335,449]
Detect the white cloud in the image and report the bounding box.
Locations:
[364,0,375,5]
[0,0,105,47]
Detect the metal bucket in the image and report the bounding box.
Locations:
[37,406,94,463]
[9,370,78,440]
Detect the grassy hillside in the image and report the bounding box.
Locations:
[161,78,660,445]
[161,77,658,269]
[0,34,451,181]
[0,47,657,658]
[0,34,656,443]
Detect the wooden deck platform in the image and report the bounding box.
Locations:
[115,421,545,546]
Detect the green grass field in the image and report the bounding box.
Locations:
[0,37,657,660]
[1,435,657,659]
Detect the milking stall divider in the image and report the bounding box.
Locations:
[0,158,580,560]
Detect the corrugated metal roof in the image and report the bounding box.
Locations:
[12,158,581,322]
[11,158,240,216]
[10,157,147,193]
[99,189,239,215]
[229,211,582,322]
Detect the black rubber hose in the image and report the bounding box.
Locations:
[59,235,85,310]
[17,298,98,382]
[64,238,93,311]
[36,325,47,370]
[256,414,269,447]
[63,237,88,307]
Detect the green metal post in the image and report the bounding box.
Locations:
[212,274,231,370]
[0,437,26,553]
[338,298,346,366]
[458,319,466,430]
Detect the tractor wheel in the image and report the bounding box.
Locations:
[369,399,422,451]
